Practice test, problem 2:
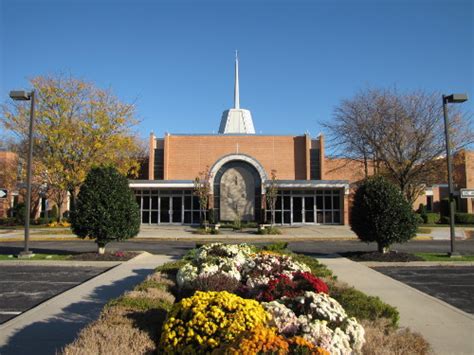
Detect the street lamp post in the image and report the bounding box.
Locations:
[10,90,36,258]
[442,93,468,257]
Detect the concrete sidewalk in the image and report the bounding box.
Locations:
[0,225,357,241]
[1,225,472,242]
[0,252,175,355]
[319,256,474,355]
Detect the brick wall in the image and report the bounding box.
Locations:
[162,135,310,180]
[324,158,372,183]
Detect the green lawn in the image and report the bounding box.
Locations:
[0,253,71,260]
[33,229,73,235]
[0,224,52,230]
[422,224,474,228]
[415,253,474,262]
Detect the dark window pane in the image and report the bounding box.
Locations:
[151,211,158,223]
[151,190,159,195]
[305,211,315,223]
[333,211,341,224]
[325,196,332,209]
[135,196,141,207]
[151,196,158,209]
[192,196,200,210]
[142,211,149,223]
[324,211,332,224]
[275,211,282,224]
[161,197,170,210]
[184,196,191,210]
[143,197,150,210]
[305,197,314,211]
[184,212,191,224]
[283,196,291,210]
[160,211,170,223]
[317,211,323,223]
[316,196,323,209]
[284,211,291,224]
[192,211,200,224]
[333,195,340,209]
[276,195,282,210]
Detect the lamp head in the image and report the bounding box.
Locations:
[9,90,31,101]
[444,94,468,103]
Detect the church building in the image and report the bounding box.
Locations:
[130,55,352,226]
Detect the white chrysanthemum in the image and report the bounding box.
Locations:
[176,263,198,288]
[263,301,299,335]
[297,291,347,323]
[298,318,333,350]
[328,328,352,355]
[344,317,365,351]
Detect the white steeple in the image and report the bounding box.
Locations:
[219,51,255,134]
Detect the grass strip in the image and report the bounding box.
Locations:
[415,253,474,262]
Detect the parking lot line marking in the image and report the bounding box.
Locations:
[0,311,22,315]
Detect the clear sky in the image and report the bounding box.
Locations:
[1,0,472,141]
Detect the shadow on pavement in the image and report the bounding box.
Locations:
[0,246,80,255]
[0,268,152,355]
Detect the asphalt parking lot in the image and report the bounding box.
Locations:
[373,266,474,314]
[0,265,110,324]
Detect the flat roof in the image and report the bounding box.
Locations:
[159,133,316,138]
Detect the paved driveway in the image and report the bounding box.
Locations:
[0,265,110,323]
[373,266,474,314]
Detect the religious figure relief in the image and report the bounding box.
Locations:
[219,166,255,221]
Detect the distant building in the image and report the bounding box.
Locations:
[129,55,474,226]
[130,54,350,225]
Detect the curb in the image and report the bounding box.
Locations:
[360,261,474,267]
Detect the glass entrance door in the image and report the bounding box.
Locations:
[172,196,183,223]
[160,197,170,223]
[304,196,315,223]
[292,197,303,223]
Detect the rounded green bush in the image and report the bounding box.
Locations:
[71,166,140,252]
[350,176,418,253]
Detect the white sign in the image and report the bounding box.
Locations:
[460,189,474,199]
[0,189,7,199]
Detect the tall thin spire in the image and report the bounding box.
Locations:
[218,51,255,134]
[234,50,240,109]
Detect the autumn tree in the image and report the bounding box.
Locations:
[193,167,212,226]
[326,88,473,203]
[266,169,278,226]
[1,74,142,220]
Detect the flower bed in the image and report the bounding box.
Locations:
[165,243,366,354]
[61,243,431,355]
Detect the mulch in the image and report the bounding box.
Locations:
[68,251,139,261]
[341,251,424,262]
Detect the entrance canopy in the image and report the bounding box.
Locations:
[271,180,350,195]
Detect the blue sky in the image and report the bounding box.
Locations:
[1,0,472,141]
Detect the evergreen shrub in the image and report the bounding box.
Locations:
[71,166,140,253]
[455,213,474,224]
[350,176,418,253]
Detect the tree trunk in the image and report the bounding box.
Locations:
[97,243,106,255]
[378,243,389,254]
